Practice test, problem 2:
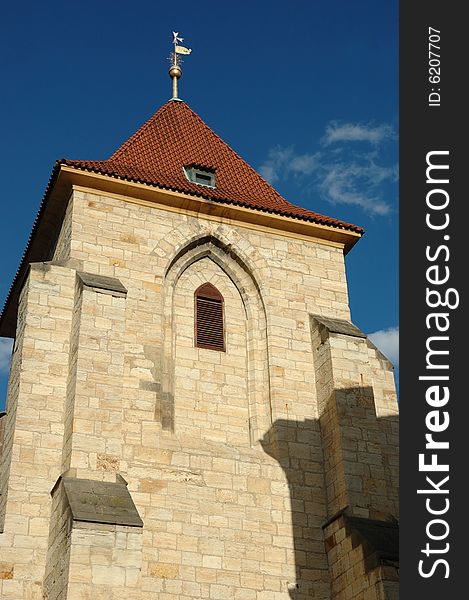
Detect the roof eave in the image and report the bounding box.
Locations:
[61,165,362,248]
[0,163,73,338]
[0,164,362,338]
[62,164,364,241]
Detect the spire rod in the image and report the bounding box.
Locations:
[169,32,192,100]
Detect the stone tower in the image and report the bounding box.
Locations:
[0,98,399,599]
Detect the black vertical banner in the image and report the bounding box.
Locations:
[400,3,466,598]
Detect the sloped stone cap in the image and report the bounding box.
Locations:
[311,315,366,340]
[346,515,399,564]
[310,314,394,369]
[62,477,143,528]
[77,272,127,297]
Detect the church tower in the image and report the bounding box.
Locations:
[0,52,399,599]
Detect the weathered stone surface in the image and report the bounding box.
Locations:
[0,186,398,599]
[0,412,6,468]
[311,314,367,340]
[77,271,127,297]
[62,477,143,527]
[345,515,399,566]
[323,514,399,599]
[149,563,180,579]
[0,563,14,580]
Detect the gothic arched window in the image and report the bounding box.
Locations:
[194,283,225,351]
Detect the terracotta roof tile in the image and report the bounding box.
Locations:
[61,100,363,233]
[0,99,363,338]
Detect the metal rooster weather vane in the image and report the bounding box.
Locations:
[168,32,192,100]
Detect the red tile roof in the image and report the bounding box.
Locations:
[0,99,363,338]
[61,100,363,233]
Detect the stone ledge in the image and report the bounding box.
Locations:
[346,515,399,571]
[323,511,399,573]
[56,475,143,528]
[77,272,127,297]
[311,314,367,340]
[310,314,394,370]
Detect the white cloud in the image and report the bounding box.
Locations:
[323,122,394,146]
[0,338,13,373]
[258,146,291,183]
[319,160,397,216]
[259,146,320,183]
[258,120,397,216]
[368,327,399,368]
[288,153,319,176]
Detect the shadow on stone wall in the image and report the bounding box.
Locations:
[260,387,399,599]
[260,416,329,599]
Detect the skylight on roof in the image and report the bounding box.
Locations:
[184,166,216,188]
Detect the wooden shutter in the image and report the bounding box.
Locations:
[195,283,225,351]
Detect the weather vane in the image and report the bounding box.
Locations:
[168,32,192,100]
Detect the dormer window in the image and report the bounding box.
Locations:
[184,166,216,188]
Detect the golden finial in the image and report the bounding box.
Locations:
[169,32,192,100]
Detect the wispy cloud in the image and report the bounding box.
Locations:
[0,338,13,374]
[319,159,397,216]
[323,122,395,146]
[259,146,320,183]
[368,326,399,368]
[259,120,397,216]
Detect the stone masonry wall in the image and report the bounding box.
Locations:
[173,257,250,447]
[0,279,28,533]
[43,479,73,600]
[0,263,76,599]
[323,515,398,600]
[53,195,74,262]
[311,317,398,599]
[311,320,398,521]
[0,187,398,599]
[66,523,143,599]
[63,281,127,477]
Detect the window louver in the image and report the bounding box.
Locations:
[195,283,225,351]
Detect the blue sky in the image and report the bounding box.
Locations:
[0,0,398,409]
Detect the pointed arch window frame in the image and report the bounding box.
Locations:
[194,283,226,352]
